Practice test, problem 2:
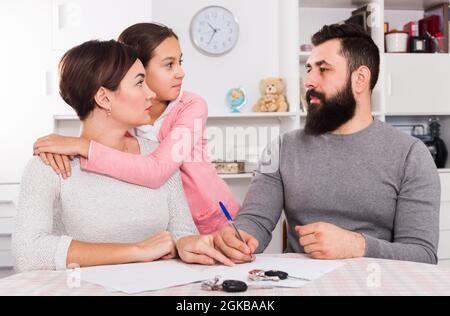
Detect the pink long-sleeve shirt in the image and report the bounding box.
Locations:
[80,91,240,234]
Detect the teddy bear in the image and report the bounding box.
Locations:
[253,78,289,112]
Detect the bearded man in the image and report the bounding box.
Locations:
[214,23,440,264]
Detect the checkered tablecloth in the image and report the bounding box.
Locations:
[1,254,449,296]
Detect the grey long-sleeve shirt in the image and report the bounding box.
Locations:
[12,137,198,272]
[235,119,440,264]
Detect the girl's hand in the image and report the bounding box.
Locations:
[33,134,90,157]
[38,153,74,179]
[177,235,235,266]
[133,231,177,262]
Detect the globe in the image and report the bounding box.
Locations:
[226,88,247,113]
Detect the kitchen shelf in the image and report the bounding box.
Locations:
[299,0,373,9]
[54,115,79,121]
[385,0,450,10]
[385,112,450,116]
[219,173,254,179]
[298,0,450,11]
[300,112,383,117]
[55,113,301,121]
[208,112,299,119]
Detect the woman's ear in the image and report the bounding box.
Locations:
[94,87,112,112]
[353,66,371,94]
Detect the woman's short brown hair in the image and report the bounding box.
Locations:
[118,23,178,68]
[59,40,138,120]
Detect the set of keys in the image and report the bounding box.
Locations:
[201,276,248,293]
[201,269,311,292]
[248,269,311,282]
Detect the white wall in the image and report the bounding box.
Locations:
[152,0,280,115]
[299,7,353,48]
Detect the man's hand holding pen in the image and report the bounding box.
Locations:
[214,202,259,263]
[215,201,259,263]
[213,227,259,264]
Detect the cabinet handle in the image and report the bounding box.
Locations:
[387,72,392,96]
[45,71,54,96]
[58,3,81,29]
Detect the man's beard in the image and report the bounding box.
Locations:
[304,79,356,136]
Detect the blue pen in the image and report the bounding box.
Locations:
[219,201,245,243]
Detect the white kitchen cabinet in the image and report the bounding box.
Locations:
[439,231,450,261]
[0,236,12,268]
[0,184,20,268]
[439,172,450,230]
[0,251,13,269]
[439,172,450,261]
[0,236,12,251]
[0,0,55,184]
[385,54,450,115]
[51,0,152,51]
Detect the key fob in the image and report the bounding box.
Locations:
[265,270,288,280]
[222,280,248,292]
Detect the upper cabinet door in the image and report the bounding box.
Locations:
[0,0,54,184]
[52,0,152,51]
[385,54,450,115]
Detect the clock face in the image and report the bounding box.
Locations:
[190,6,239,56]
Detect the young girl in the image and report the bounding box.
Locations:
[33,23,240,234]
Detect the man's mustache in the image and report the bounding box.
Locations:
[306,89,326,104]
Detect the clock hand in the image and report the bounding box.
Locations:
[207,22,218,32]
[207,29,217,46]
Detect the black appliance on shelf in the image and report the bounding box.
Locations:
[406,119,448,168]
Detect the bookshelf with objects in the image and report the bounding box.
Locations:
[382,0,450,263]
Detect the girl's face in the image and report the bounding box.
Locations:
[109,59,155,127]
[145,36,185,103]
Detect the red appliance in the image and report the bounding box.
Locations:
[419,15,440,37]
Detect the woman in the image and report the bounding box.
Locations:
[13,40,233,272]
[33,23,240,235]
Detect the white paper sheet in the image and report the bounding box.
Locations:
[80,260,208,294]
[203,256,346,288]
[80,255,345,294]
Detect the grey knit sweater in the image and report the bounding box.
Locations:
[236,120,441,264]
[12,137,198,272]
